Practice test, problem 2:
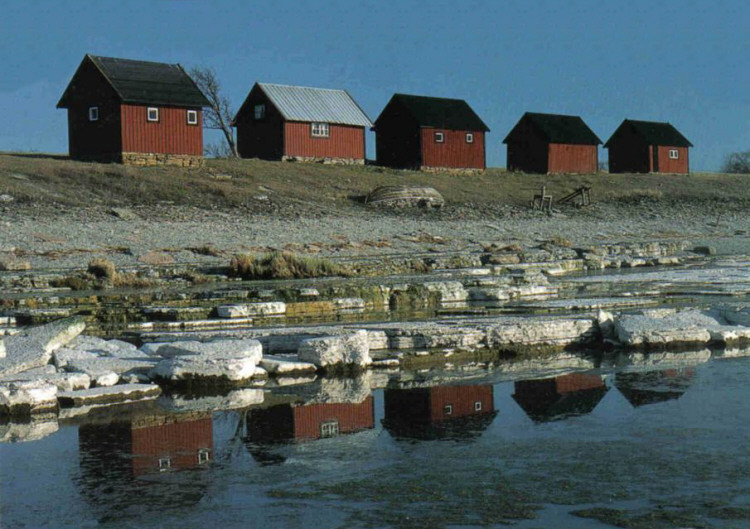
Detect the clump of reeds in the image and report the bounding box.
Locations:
[229,251,350,279]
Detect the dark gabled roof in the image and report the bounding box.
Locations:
[503,112,601,145]
[375,93,490,132]
[604,119,693,148]
[57,54,210,108]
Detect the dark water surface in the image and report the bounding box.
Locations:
[2,354,750,529]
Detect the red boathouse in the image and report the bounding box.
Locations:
[57,54,210,166]
[605,119,692,174]
[232,83,372,164]
[503,112,601,174]
[373,94,489,171]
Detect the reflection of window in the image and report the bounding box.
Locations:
[254,104,265,120]
[198,448,211,464]
[466,133,474,143]
[158,457,171,471]
[668,149,679,159]
[434,131,444,143]
[320,420,340,438]
[311,122,330,137]
[147,107,159,122]
[474,401,482,411]
[443,404,453,416]
[88,107,99,121]
[187,110,198,125]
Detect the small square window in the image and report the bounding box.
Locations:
[466,133,474,143]
[187,110,198,125]
[198,448,211,464]
[434,131,445,143]
[311,122,330,137]
[254,104,265,120]
[668,149,679,160]
[443,404,453,416]
[88,107,99,122]
[158,457,171,472]
[320,420,340,438]
[474,401,483,412]
[147,107,159,122]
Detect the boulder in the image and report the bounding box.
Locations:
[150,339,263,384]
[424,282,469,304]
[0,380,58,416]
[0,317,86,377]
[365,185,444,208]
[298,330,371,368]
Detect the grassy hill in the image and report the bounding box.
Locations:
[0,152,747,213]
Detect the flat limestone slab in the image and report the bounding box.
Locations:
[0,317,86,377]
[57,384,162,408]
[216,302,286,318]
[1,380,58,416]
[0,367,90,392]
[150,339,264,384]
[298,330,371,368]
[260,355,317,375]
[0,416,59,443]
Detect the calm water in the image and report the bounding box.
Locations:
[2,353,750,529]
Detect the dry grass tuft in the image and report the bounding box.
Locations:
[550,236,573,248]
[189,244,223,257]
[87,258,117,280]
[230,251,350,279]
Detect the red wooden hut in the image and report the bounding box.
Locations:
[373,94,489,171]
[232,83,372,164]
[605,119,692,174]
[512,373,608,422]
[57,54,210,166]
[503,112,601,174]
[383,384,496,440]
[246,397,375,442]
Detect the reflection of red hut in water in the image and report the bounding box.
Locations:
[246,398,375,443]
[130,415,213,475]
[383,384,496,440]
[615,368,695,408]
[512,373,608,422]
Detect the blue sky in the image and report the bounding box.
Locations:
[1,0,748,170]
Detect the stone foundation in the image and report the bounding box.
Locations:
[122,153,204,167]
[282,156,365,165]
[420,166,485,175]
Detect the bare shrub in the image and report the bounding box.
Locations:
[721,151,750,174]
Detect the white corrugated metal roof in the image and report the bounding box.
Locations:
[258,83,372,127]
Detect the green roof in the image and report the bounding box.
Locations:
[503,112,601,145]
[604,119,692,148]
[375,93,489,132]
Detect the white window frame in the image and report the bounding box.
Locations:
[147,107,159,122]
[668,149,679,160]
[311,122,330,138]
[474,401,483,412]
[466,133,474,144]
[158,456,171,472]
[254,104,266,120]
[187,109,198,125]
[198,448,210,464]
[320,420,340,438]
[88,106,99,122]
[434,131,445,143]
[443,404,453,416]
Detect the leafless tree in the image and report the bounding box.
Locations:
[721,151,750,174]
[189,66,238,158]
